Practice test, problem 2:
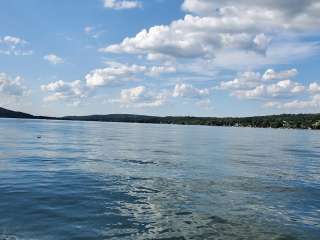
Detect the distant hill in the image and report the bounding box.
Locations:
[0,107,35,119]
[0,107,55,120]
[62,114,161,123]
[0,107,320,129]
[63,113,320,129]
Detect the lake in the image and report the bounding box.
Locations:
[0,118,319,240]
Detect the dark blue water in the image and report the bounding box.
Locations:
[0,119,319,240]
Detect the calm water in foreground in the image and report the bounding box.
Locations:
[0,119,319,240]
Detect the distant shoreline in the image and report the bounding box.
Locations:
[1,107,320,130]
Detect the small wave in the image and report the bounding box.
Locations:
[284,148,320,158]
[176,211,193,216]
[134,186,160,194]
[152,150,180,155]
[115,158,156,165]
[0,234,18,240]
[274,234,298,240]
[208,215,229,224]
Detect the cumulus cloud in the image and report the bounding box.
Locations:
[281,96,320,109]
[181,0,215,16]
[309,82,320,94]
[182,0,320,30]
[2,36,26,45]
[211,41,320,71]
[265,95,320,109]
[262,68,298,81]
[101,14,273,59]
[86,62,147,87]
[44,54,64,65]
[173,83,209,99]
[218,68,307,106]
[0,73,29,97]
[219,68,300,90]
[223,70,320,110]
[101,0,320,61]
[0,35,33,56]
[146,66,176,77]
[233,80,305,99]
[110,83,212,108]
[113,86,168,108]
[264,80,320,109]
[98,0,320,89]
[86,62,177,88]
[218,71,261,90]
[103,0,142,10]
[41,80,88,105]
[39,1,320,112]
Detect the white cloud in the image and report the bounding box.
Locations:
[146,66,176,77]
[281,96,320,109]
[211,41,320,70]
[219,71,261,90]
[309,82,320,94]
[181,0,320,31]
[232,85,266,99]
[218,68,306,104]
[267,80,305,96]
[103,0,142,10]
[86,62,178,88]
[101,0,320,60]
[86,62,146,87]
[101,14,273,59]
[44,54,64,65]
[2,36,26,45]
[173,83,209,98]
[99,0,320,85]
[41,80,88,105]
[0,73,29,97]
[263,101,279,108]
[84,26,105,39]
[264,81,320,109]
[196,98,213,108]
[113,86,168,108]
[253,34,272,54]
[262,68,298,81]
[34,0,320,113]
[265,95,320,109]
[111,83,212,108]
[0,35,33,56]
[84,26,94,34]
[232,80,305,99]
[181,0,215,16]
[218,69,299,90]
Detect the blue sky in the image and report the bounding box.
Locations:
[0,0,320,117]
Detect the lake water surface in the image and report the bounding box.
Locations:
[0,119,319,240]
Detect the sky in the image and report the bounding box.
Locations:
[0,0,320,117]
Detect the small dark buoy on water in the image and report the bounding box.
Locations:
[37,136,41,139]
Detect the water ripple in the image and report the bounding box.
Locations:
[0,119,319,239]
